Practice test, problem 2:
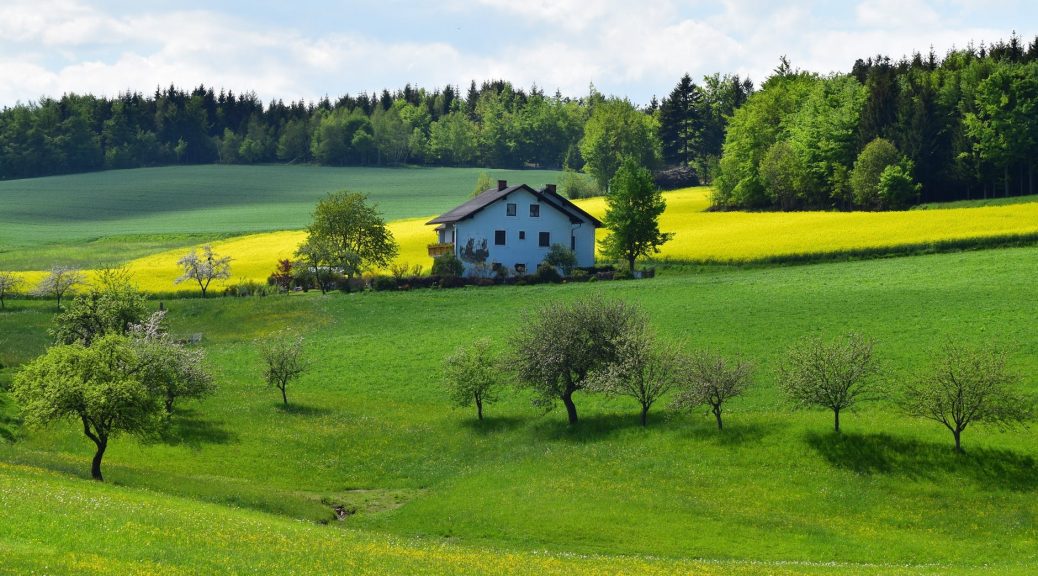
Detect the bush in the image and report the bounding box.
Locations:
[533,262,562,284]
[432,253,464,278]
[543,244,578,276]
[371,276,398,291]
[560,168,602,199]
[291,267,316,292]
[439,276,467,289]
[225,278,270,297]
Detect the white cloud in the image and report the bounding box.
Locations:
[0,0,1030,107]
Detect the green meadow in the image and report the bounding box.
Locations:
[2,245,1036,574]
[0,165,563,269]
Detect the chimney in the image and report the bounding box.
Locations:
[497,179,508,191]
[545,183,557,194]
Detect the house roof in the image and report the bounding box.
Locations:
[426,184,603,227]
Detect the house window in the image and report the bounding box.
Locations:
[494,230,506,245]
[539,231,550,247]
[529,204,540,217]
[519,231,526,240]
[506,203,516,216]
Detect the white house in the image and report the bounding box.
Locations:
[426,180,602,276]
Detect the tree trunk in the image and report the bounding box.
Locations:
[640,404,649,427]
[833,407,841,433]
[91,439,107,482]
[953,428,962,453]
[713,405,724,430]
[561,389,578,425]
[165,392,176,414]
[476,395,483,421]
[627,254,636,274]
[280,385,288,405]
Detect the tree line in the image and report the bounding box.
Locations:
[715,34,1038,210]
[0,73,753,192]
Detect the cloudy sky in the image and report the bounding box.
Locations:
[0,0,1033,107]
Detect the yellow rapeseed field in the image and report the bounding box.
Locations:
[13,188,1038,293]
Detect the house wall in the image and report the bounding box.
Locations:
[451,188,596,276]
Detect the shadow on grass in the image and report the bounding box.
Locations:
[158,408,237,448]
[0,392,21,443]
[275,403,333,416]
[459,415,527,435]
[806,431,1038,491]
[695,420,774,446]
[529,412,656,443]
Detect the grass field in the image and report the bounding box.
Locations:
[2,246,1036,573]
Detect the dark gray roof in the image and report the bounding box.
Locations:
[426,184,603,227]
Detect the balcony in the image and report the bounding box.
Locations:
[427,242,455,258]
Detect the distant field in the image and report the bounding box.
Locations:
[0,164,563,269]
[5,167,1038,293]
[915,193,1038,210]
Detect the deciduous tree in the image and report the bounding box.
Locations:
[13,335,162,481]
[130,311,215,414]
[0,271,23,310]
[511,298,643,424]
[52,267,147,346]
[905,342,1032,452]
[33,265,85,309]
[779,334,880,433]
[672,350,753,430]
[588,325,680,426]
[260,332,307,406]
[175,245,231,297]
[302,190,398,279]
[443,338,500,420]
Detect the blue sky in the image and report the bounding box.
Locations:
[0,0,1033,107]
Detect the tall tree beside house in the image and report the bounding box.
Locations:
[303,190,398,279]
[599,158,672,272]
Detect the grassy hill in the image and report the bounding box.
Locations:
[0,165,564,270]
[2,246,1036,573]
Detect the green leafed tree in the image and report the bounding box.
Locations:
[599,158,673,272]
[905,342,1033,452]
[511,298,643,425]
[671,350,753,430]
[302,190,398,279]
[850,137,903,209]
[588,324,680,426]
[260,331,307,406]
[779,333,881,433]
[580,98,661,189]
[13,335,162,481]
[52,267,148,346]
[443,338,500,420]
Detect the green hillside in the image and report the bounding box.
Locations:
[0,165,562,269]
[2,246,1036,573]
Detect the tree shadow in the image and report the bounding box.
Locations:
[0,394,21,443]
[529,412,655,443]
[696,420,774,446]
[275,403,333,416]
[157,408,237,448]
[806,431,1038,491]
[459,415,527,435]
